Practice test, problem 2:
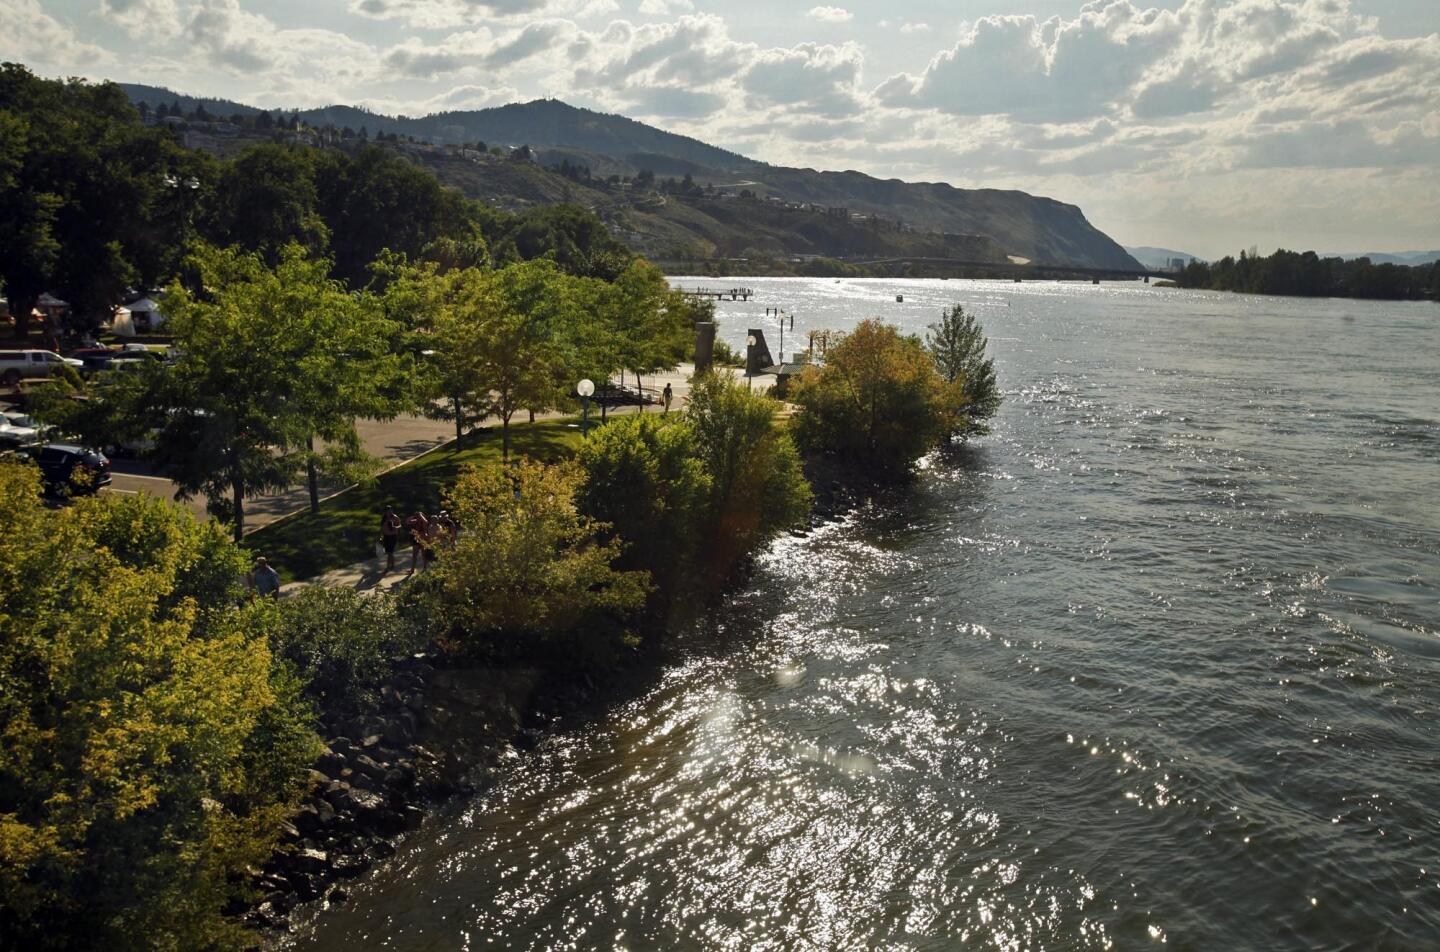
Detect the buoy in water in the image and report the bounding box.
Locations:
[896,294,904,302]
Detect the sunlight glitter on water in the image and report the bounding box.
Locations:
[292,281,1440,950]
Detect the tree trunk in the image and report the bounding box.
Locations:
[306,436,320,515]
[10,294,36,340]
[502,413,511,461]
[453,396,463,449]
[635,369,645,412]
[231,471,246,543]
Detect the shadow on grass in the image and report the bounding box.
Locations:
[245,418,583,582]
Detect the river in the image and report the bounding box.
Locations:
[294,278,1440,950]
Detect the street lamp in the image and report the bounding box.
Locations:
[766,308,795,363]
[577,378,594,436]
[745,335,757,390]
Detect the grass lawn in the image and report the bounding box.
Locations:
[244,417,583,582]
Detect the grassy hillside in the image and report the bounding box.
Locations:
[118,83,1139,270]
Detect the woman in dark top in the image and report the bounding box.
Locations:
[379,505,402,571]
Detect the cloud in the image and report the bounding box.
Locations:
[0,0,113,68]
[743,42,865,117]
[101,0,183,39]
[638,0,691,13]
[898,22,930,35]
[808,6,852,23]
[1237,118,1440,169]
[877,4,1183,122]
[349,0,614,29]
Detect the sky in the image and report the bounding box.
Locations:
[4,0,1438,258]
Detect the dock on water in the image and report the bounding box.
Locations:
[677,286,755,301]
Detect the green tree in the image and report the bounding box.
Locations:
[313,145,476,286]
[599,260,693,398]
[208,144,328,263]
[418,459,651,657]
[790,319,962,481]
[576,413,711,600]
[472,260,587,459]
[100,244,398,538]
[0,65,191,335]
[0,463,317,951]
[926,304,1001,438]
[687,372,812,579]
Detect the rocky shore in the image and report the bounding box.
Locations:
[245,464,861,943]
[244,653,561,940]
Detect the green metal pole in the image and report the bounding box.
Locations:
[582,396,590,436]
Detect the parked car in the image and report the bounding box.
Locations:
[24,444,111,496]
[0,350,84,386]
[0,411,43,447]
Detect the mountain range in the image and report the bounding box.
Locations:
[1323,250,1440,267]
[121,83,1143,271]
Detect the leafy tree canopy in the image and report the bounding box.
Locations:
[0,463,317,951]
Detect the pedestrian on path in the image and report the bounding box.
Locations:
[436,510,459,549]
[250,557,281,600]
[379,505,402,571]
[419,518,440,572]
[405,510,430,575]
[663,382,673,414]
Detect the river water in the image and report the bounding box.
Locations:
[296,279,1440,950]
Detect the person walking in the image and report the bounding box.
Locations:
[405,510,430,575]
[379,505,402,571]
[419,517,441,572]
[251,557,281,600]
[436,510,459,549]
[662,382,673,414]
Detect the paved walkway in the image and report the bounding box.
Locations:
[280,553,421,596]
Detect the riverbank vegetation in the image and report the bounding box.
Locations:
[1174,248,1440,301]
[789,316,1001,481]
[3,61,1008,952]
[0,370,815,947]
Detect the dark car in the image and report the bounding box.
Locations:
[26,444,112,496]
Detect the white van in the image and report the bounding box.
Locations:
[0,350,84,386]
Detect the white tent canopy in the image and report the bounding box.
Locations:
[123,297,165,334]
[110,306,134,337]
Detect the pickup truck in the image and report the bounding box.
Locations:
[0,350,84,386]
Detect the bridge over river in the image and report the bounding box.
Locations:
[844,255,1170,281]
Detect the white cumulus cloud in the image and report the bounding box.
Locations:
[808,6,852,24]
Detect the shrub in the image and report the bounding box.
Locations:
[0,462,318,951]
[788,319,963,481]
[576,413,710,596]
[687,372,812,580]
[267,587,424,713]
[418,458,651,660]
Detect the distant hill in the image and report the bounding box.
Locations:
[1322,250,1440,267]
[120,82,265,119]
[1125,246,1200,270]
[118,83,1141,271]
